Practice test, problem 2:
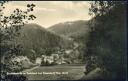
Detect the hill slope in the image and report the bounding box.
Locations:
[16,23,72,58]
[48,20,89,38]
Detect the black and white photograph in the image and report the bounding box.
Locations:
[0,1,127,81]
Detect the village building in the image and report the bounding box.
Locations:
[65,50,73,54]
[35,57,42,65]
[51,54,59,61]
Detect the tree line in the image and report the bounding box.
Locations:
[85,1,127,80]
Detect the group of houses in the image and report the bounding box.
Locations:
[35,54,68,66]
[7,43,80,71]
[8,53,70,71]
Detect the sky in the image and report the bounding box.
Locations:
[3,1,92,28]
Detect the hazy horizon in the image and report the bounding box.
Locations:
[4,1,92,28]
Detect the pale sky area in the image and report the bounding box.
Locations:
[3,1,92,28]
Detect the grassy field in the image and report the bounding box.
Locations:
[23,64,85,80]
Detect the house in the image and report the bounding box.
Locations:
[35,57,42,65]
[65,50,73,54]
[51,54,59,61]
[41,55,54,65]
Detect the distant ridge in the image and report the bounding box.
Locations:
[48,20,89,38]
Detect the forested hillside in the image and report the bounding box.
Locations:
[15,23,73,60]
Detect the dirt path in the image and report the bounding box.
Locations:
[22,66,39,72]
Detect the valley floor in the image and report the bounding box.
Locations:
[23,64,85,80]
